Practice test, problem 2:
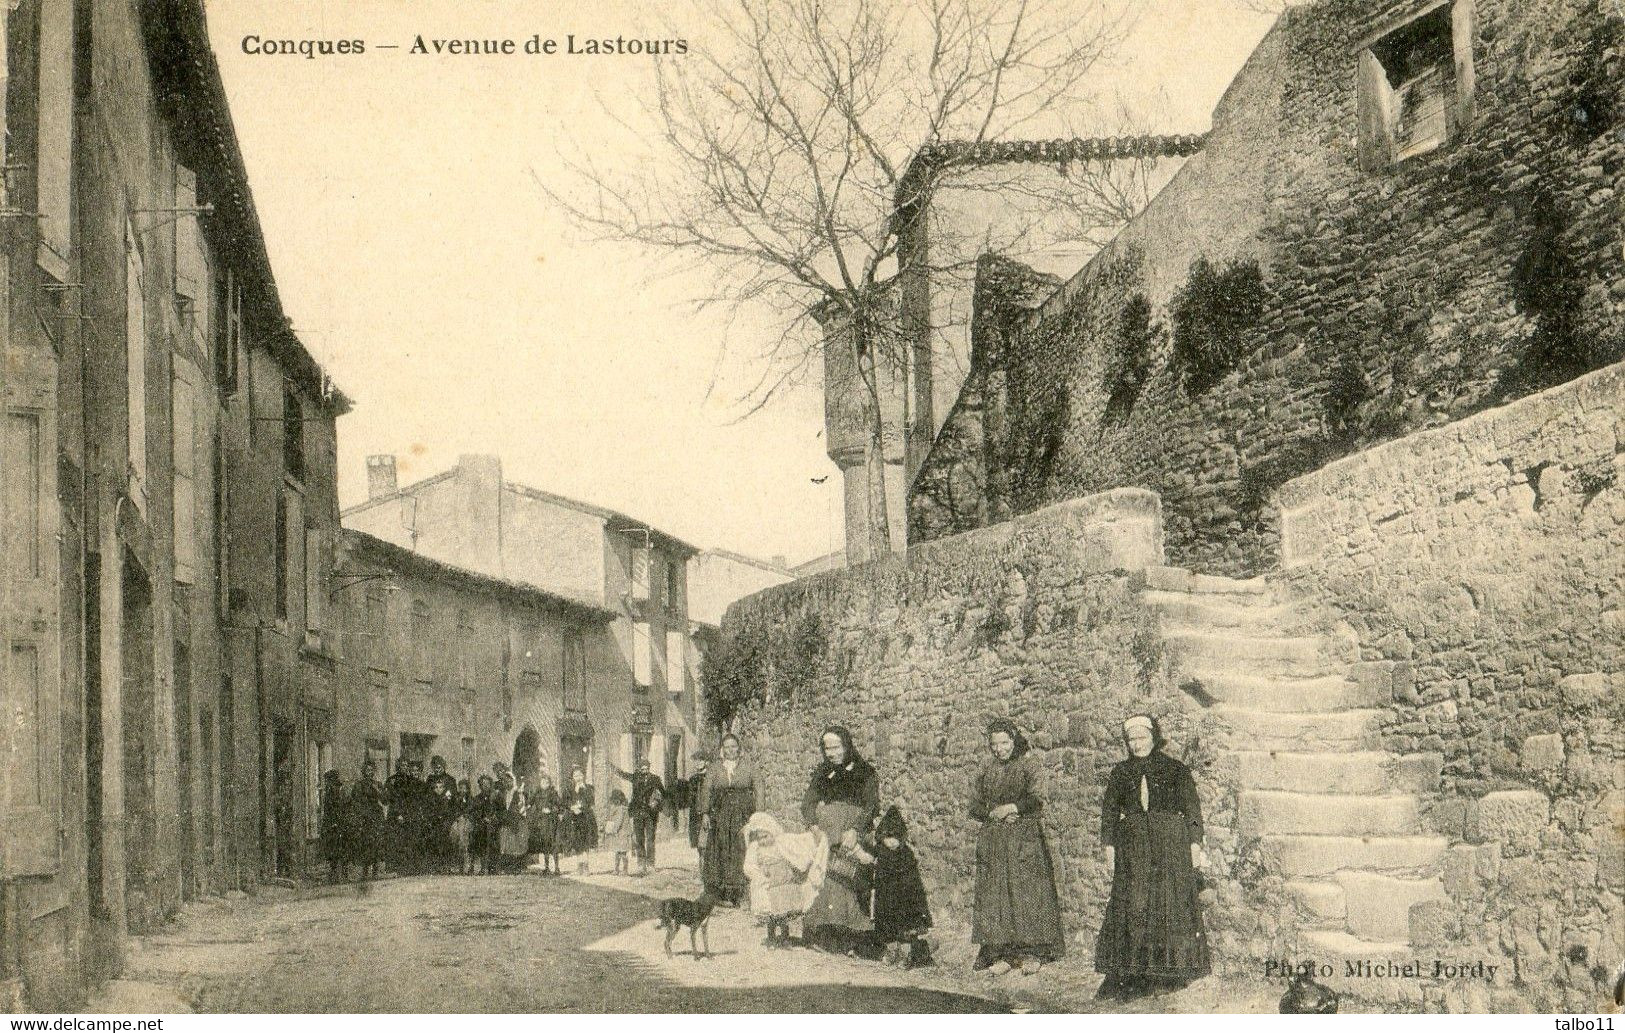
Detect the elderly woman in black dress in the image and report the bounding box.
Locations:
[1095,713,1211,999]
[700,733,761,906]
[970,718,1065,976]
[801,725,880,953]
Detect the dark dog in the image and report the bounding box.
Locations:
[656,892,716,959]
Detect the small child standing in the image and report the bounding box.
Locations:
[742,813,827,948]
[603,789,633,875]
[865,806,933,968]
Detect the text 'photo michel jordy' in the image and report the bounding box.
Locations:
[238,33,690,57]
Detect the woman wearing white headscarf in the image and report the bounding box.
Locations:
[741,813,828,947]
[1095,713,1210,999]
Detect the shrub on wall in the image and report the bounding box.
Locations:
[1103,293,1158,422]
[1170,257,1266,394]
[702,606,827,729]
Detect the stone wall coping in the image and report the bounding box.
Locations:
[1276,359,1625,512]
[908,486,1163,564]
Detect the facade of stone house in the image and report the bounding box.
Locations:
[342,455,701,806]
[330,530,616,814]
[901,0,1623,574]
[0,0,346,1009]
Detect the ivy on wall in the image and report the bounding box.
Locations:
[1170,257,1266,394]
[701,607,826,729]
[1103,293,1158,422]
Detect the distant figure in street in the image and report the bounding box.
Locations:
[801,725,879,953]
[498,772,530,872]
[681,751,711,851]
[527,772,563,875]
[320,770,349,884]
[451,779,475,875]
[426,756,458,872]
[1095,713,1211,1000]
[349,760,389,881]
[564,767,598,875]
[700,733,761,906]
[611,759,665,875]
[470,774,494,875]
[970,718,1064,976]
[603,788,633,875]
[385,759,419,874]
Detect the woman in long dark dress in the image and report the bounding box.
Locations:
[801,725,879,952]
[701,733,761,906]
[349,761,389,881]
[320,770,349,883]
[528,773,563,875]
[1095,713,1211,999]
[564,767,597,874]
[970,718,1065,976]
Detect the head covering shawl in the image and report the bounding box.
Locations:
[741,812,829,913]
[985,717,1031,759]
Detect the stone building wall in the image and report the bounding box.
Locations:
[910,0,1625,576]
[722,492,1289,977]
[1275,360,1624,1011]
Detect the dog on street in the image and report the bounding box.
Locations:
[656,892,716,960]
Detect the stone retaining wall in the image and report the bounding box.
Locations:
[721,490,1284,977]
[1276,360,1625,1011]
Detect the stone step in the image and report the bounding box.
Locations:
[1261,834,1449,877]
[1285,879,1347,924]
[1145,566,1271,597]
[1240,790,1420,837]
[1297,930,1427,1008]
[1163,629,1348,676]
[1210,706,1383,750]
[1335,872,1448,942]
[1236,751,1395,793]
[1142,590,1300,631]
[1181,671,1377,712]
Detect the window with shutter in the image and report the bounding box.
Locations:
[126,225,148,499]
[36,0,72,275]
[1357,2,1471,170]
[633,621,651,689]
[173,366,198,584]
[630,546,650,602]
[665,630,685,695]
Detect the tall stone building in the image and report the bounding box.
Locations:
[0,0,346,1007]
[343,455,700,804]
[331,530,616,802]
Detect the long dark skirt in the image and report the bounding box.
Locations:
[529,810,559,855]
[701,786,753,897]
[973,816,1065,966]
[1094,811,1210,981]
[805,801,873,936]
[562,809,597,855]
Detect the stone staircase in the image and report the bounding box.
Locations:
[1144,566,1448,994]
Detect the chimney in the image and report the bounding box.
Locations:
[366,454,397,500]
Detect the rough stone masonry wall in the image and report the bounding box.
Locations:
[722,491,1291,977]
[911,0,1624,577]
[1276,360,1624,1012]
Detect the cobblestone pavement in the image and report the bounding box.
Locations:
[94,836,1282,1014]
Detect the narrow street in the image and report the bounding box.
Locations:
[90,839,1284,1014]
[94,860,1000,1013]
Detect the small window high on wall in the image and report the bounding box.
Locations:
[1357,1,1475,170]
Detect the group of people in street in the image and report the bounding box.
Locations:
[318,710,1209,1000]
[319,756,605,880]
[697,715,1210,999]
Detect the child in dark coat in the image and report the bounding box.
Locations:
[863,806,933,968]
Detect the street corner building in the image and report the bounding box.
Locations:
[340,453,774,812]
[0,0,350,1009]
[721,0,1624,1014]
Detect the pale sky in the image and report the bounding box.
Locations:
[205,0,1275,567]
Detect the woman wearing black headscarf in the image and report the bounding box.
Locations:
[971,718,1065,976]
[800,725,879,952]
[1095,713,1211,999]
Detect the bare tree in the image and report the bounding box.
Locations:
[542,0,1131,559]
